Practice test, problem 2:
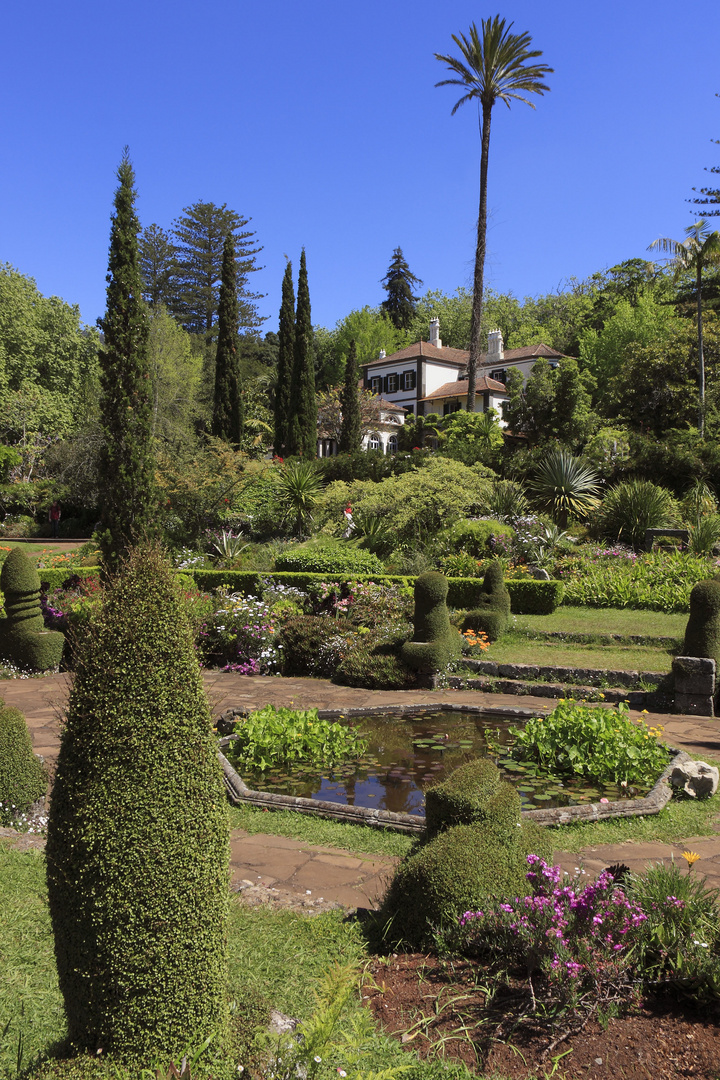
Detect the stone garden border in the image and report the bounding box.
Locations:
[217,703,691,835]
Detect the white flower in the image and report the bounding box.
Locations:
[314,1056,322,1063]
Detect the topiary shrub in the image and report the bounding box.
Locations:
[0,703,47,823]
[381,817,552,948]
[461,561,511,641]
[424,757,501,837]
[45,545,230,1065]
[400,572,462,675]
[0,548,65,670]
[274,544,383,575]
[506,578,564,615]
[683,579,720,666]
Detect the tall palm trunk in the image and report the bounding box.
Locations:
[697,260,705,437]
[468,104,492,414]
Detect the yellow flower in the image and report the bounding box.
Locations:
[682,851,701,868]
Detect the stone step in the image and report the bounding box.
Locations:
[462,658,667,690]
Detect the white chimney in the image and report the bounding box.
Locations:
[378,349,386,359]
[429,318,442,349]
[487,329,504,362]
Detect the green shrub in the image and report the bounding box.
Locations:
[598,479,680,549]
[683,579,720,665]
[335,638,418,689]
[436,518,513,559]
[381,819,551,948]
[506,578,565,615]
[424,758,501,837]
[461,562,511,641]
[274,544,384,575]
[37,567,101,592]
[0,548,64,670]
[45,546,230,1063]
[401,572,462,675]
[556,548,710,612]
[0,703,46,823]
[277,615,349,677]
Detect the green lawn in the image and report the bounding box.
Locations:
[515,606,686,640]
[483,635,674,675]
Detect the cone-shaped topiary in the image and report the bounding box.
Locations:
[461,561,511,642]
[683,579,720,665]
[425,757,509,838]
[45,545,229,1064]
[0,548,64,670]
[401,572,462,675]
[0,703,47,823]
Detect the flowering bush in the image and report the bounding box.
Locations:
[461,628,490,654]
[40,575,102,633]
[456,856,646,1006]
[509,700,669,788]
[198,590,282,673]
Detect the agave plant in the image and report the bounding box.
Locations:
[273,459,325,537]
[599,479,679,550]
[207,528,249,561]
[351,509,393,555]
[527,449,601,529]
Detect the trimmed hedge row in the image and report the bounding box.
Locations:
[32,567,565,615]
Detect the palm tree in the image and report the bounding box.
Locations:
[435,17,552,412]
[649,219,720,436]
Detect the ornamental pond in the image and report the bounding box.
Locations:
[233,709,654,817]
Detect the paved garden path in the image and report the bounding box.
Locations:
[6,673,720,907]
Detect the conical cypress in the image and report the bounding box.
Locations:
[288,249,316,456]
[274,260,295,454]
[339,339,362,453]
[45,546,229,1064]
[212,233,243,443]
[97,150,156,572]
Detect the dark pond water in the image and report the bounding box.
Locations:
[236,710,653,816]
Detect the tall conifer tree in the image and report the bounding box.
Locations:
[339,339,362,453]
[288,249,317,456]
[212,234,243,443]
[97,149,155,571]
[274,259,295,454]
[381,247,423,329]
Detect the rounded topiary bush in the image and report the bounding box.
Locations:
[0,547,65,670]
[382,818,552,948]
[401,572,462,675]
[683,579,720,665]
[0,703,46,822]
[274,544,383,575]
[461,561,511,642]
[45,545,229,1064]
[424,758,501,837]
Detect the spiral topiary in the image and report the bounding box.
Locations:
[683,579,720,666]
[0,703,47,823]
[400,572,462,675]
[45,545,230,1065]
[461,561,511,642]
[0,548,65,670]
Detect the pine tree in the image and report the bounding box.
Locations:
[139,223,177,308]
[172,201,263,345]
[288,249,317,456]
[689,94,720,218]
[97,150,156,572]
[274,259,295,454]
[381,247,423,330]
[339,339,361,453]
[212,234,243,443]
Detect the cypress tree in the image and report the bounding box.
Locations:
[339,339,362,453]
[97,149,156,572]
[288,248,317,456]
[381,247,423,330]
[45,545,230,1064]
[274,259,295,454]
[212,234,243,443]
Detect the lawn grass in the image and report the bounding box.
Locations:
[228,804,414,859]
[484,635,674,674]
[516,606,686,640]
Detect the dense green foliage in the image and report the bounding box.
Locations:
[275,544,383,574]
[597,479,679,549]
[510,700,670,787]
[401,572,462,674]
[224,705,366,773]
[0,703,46,823]
[506,578,565,614]
[683,579,720,664]
[0,548,64,670]
[212,234,243,443]
[557,549,708,612]
[96,152,156,570]
[274,260,295,454]
[461,561,510,640]
[288,250,317,456]
[380,247,422,330]
[338,340,361,453]
[424,757,501,837]
[45,547,229,1063]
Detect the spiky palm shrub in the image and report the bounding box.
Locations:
[273,458,325,536]
[45,546,229,1064]
[599,479,679,550]
[689,514,720,555]
[527,449,601,529]
[481,479,528,521]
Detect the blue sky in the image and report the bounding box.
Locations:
[3,0,720,334]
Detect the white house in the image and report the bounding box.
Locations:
[316,397,406,458]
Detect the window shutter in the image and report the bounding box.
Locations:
[383,376,388,393]
[409,371,417,390]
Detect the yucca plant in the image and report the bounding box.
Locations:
[273,459,325,537]
[682,479,718,528]
[599,479,679,550]
[689,513,720,555]
[481,479,529,521]
[527,449,601,529]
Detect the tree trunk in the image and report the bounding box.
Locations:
[467,103,493,414]
[697,260,705,437]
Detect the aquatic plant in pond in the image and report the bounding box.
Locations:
[224,705,367,772]
[508,700,669,787]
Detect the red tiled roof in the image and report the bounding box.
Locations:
[362,341,469,368]
[373,396,406,412]
[419,376,507,401]
[479,343,568,364]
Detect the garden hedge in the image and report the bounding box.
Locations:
[506,578,565,615]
